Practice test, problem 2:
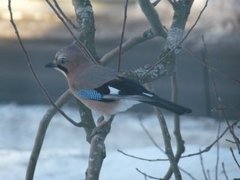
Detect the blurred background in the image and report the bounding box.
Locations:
[0,0,240,118]
[0,1,240,179]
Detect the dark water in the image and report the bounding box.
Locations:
[1,38,239,118]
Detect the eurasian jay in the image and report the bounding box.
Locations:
[45,43,191,120]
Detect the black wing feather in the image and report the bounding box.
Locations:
[95,77,151,96]
[94,77,192,115]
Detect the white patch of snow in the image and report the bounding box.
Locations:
[0,104,238,180]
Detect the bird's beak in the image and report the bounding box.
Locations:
[45,62,57,68]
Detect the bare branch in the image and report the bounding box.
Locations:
[8,0,82,127]
[118,0,129,72]
[86,117,113,180]
[184,47,240,85]
[201,35,240,153]
[162,72,185,178]
[182,120,239,158]
[45,0,78,42]
[215,121,221,180]
[179,167,197,180]
[76,100,96,143]
[100,28,156,65]
[139,119,165,153]
[118,149,169,162]
[53,0,79,30]
[154,107,182,179]
[199,150,208,180]
[138,0,167,38]
[46,0,98,64]
[72,0,98,59]
[25,90,72,180]
[136,168,163,180]
[171,73,185,161]
[118,120,240,161]
[230,147,240,169]
[181,0,209,44]
[221,162,229,180]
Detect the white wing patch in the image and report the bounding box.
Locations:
[142,92,154,97]
[109,86,120,94]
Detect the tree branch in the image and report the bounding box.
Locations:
[100,28,156,65]
[138,0,167,38]
[154,107,182,179]
[76,100,96,143]
[9,0,81,127]
[53,0,79,30]
[25,90,72,180]
[117,0,129,72]
[86,117,113,180]
[164,72,185,178]
[72,0,98,59]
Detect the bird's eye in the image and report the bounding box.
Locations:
[59,58,68,64]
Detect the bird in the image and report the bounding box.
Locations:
[45,43,192,121]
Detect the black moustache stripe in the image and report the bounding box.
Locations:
[57,65,68,74]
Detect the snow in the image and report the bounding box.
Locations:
[0,104,239,180]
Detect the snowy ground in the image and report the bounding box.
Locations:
[0,104,239,180]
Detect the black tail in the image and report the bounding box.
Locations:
[140,95,192,115]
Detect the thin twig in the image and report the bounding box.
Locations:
[45,0,77,41]
[139,119,165,153]
[45,0,98,64]
[215,120,221,180]
[201,35,222,180]
[100,28,156,65]
[179,167,197,180]
[221,162,229,180]
[118,149,169,162]
[160,72,185,179]
[230,147,240,169]
[52,0,79,29]
[184,47,240,85]
[118,120,239,162]
[199,150,208,180]
[117,0,128,72]
[180,0,209,44]
[8,0,81,127]
[207,170,211,180]
[171,71,185,164]
[202,36,240,153]
[136,168,163,180]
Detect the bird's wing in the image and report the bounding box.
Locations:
[76,77,155,102]
[74,76,192,115]
[71,65,120,89]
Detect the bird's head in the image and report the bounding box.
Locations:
[45,43,93,77]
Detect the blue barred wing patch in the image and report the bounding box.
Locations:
[78,89,103,101]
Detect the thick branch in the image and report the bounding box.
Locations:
[166,0,193,50]
[138,0,167,38]
[72,0,98,59]
[25,90,72,180]
[124,49,175,84]
[126,0,194,83]
[86,117,113,180]
[76,100,96,143]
